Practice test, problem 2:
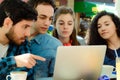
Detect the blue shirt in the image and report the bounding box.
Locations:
[0,40,32,80]
[30,33,62,79]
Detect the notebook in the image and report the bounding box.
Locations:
[53,45,106,80]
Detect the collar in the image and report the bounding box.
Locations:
[63,40,72,46]
[30,33,49,44]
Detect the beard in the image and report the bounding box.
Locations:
[6,27,26,45]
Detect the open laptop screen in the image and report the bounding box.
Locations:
[53,45,106,80]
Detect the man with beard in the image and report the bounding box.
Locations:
[0,0,45,80]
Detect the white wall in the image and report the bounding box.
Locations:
[115,0,120,17]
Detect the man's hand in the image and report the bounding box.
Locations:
[14,53,46,68]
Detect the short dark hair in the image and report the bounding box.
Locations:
[28,0,56,9]
[0,0,38,27]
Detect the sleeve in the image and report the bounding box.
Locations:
[27,68,34,80]
[19,39,31,54]
[0,56,16,75]
[48,40,62,77]
[49,56,55,77]
[17,40,33,79]
[1,39,32,79]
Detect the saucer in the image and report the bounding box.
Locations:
[109,74,116,78]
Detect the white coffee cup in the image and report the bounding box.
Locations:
[6,71,27,80]
[101,65,114,77]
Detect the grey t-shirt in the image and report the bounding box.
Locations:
[0,43,9,58]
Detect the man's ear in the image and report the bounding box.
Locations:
[3,17,13,28]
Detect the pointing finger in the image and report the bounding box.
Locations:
[31,54,46,61]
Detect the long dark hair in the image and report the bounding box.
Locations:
[88,11,120,45]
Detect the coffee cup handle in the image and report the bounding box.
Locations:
[6,75,11,80]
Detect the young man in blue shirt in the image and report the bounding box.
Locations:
[28,0,62,79]
[0,0,45,80]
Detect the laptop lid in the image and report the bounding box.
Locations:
[53,45,106,80]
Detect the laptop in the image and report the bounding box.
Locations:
[53,45,106,80]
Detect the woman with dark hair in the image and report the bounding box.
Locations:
[53,6,80,46]
[88,11,120,67]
